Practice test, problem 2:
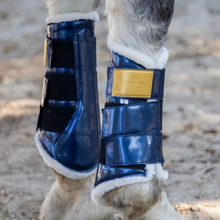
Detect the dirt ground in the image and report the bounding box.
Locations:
[0,0,220,219]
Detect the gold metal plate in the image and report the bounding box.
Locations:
[112,69,154,98]
[43,39,47,67]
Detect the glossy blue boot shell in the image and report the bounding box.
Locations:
[95,52,165,187]
[36,20,101,177]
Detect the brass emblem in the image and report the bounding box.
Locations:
[112,69,154,98]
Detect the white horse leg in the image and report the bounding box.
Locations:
[41,171,113,220]
[93,1,185,220]
[103,177,164,220]
[105,0,173,65]
[104,183,185,220]
[45,0,100,16]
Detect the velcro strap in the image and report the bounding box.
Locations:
[41,72,76,106]
[37,105,75,132]
[106,68,165,99]
[103,133,164,167]
[102,101,162,138]
[44,38,74,68]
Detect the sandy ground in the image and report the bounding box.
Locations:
[0,0,220,219]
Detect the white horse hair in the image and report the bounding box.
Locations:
[105,0,174,60]
[103,177,185,220]
[45,0,100,16]
[41,171,184,220]
[40,0,185,219]
[41,170,115,220]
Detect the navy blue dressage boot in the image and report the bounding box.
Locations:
[35,12,101,179]
[92,49,169,205]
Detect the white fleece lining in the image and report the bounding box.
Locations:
[35,133,97,179]
[46,11,99,25]
[107,40,169,70]
[92,164,169,206]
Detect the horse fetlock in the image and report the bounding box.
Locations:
[103,178,163,220]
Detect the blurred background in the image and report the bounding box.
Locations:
[0,0,220,219]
